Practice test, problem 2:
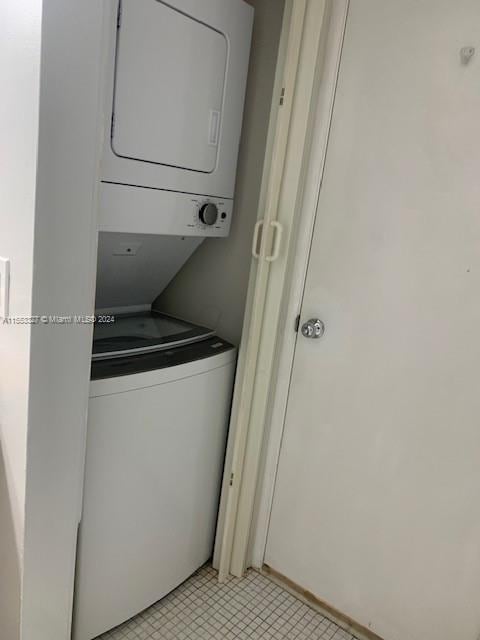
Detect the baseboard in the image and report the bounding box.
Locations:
[261,565,384,640]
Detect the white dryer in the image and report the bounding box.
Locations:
[99,0,254,237]
[73,312,236,640]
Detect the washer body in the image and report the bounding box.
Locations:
[73,319,236,640]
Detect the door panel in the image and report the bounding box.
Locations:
[265,2,480,640]
[113,0,227,173]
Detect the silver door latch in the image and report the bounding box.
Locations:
[301,318,325,339]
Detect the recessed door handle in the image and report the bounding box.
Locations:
[252,220,264,259]
[301,318,325,339]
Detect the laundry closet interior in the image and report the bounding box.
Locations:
[5,2,480,640]
[73,1,285,639]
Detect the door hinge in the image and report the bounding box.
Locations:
[294,314,300,333]
[111,112,115,139]
[229,473,234,487]
[280,87,286,106]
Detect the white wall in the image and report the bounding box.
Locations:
[21,3,104,639]
[156,0,286,346]
[0,2,42,638]
[0,2,104,639]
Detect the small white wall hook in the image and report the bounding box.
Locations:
[460,46,475,65]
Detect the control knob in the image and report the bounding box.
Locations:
[199,203,218,226]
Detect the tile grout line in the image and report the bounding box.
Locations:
[98,565,357,640]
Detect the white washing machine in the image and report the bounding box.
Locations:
[99,0,254,236]
[73,311,236,640]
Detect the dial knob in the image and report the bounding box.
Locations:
[199,203,218,226]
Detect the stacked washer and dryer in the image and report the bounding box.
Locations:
[73,2,253,639]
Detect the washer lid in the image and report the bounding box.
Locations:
[112,0,228,173]
[91,336,235,380]
[92,311,215,360]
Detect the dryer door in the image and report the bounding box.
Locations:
[112,0,228,174]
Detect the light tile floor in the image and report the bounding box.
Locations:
[98,565,357,640]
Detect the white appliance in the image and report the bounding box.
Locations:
[73,312,236,640]
[99,0,254,236]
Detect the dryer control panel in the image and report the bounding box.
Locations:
[99,182,233,237]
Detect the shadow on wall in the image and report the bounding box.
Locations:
[0,445,21,640]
